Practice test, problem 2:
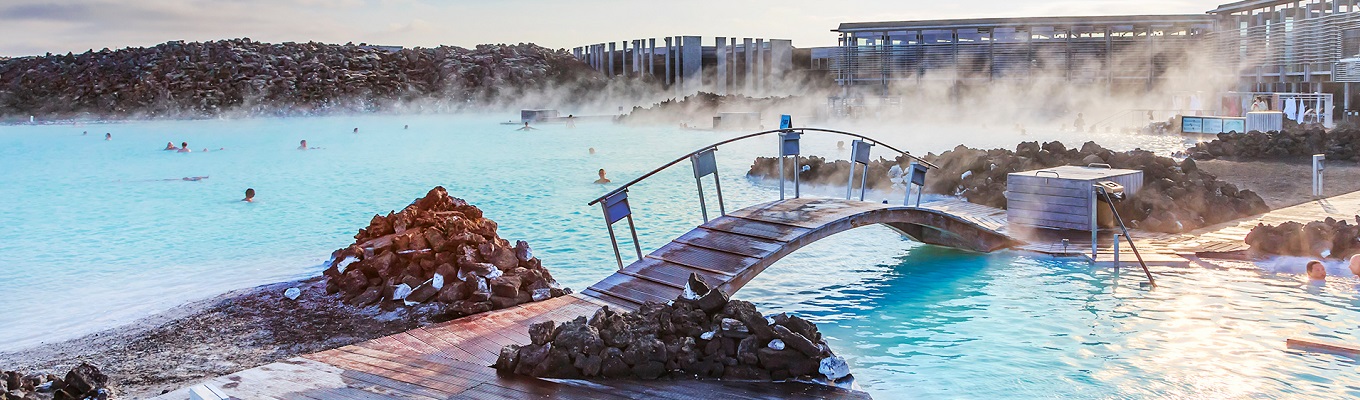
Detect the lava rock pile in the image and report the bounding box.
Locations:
[1244,216,1360,259]
[1186,128,1360,161]
[0,39,602,119]
[2,363,113,400]
[493,274,852,385]
[747,141,1269,233]
[323,186,568,320]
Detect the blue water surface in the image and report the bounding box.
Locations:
[1,115,1357,399]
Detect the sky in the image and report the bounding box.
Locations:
[0,0,1230,57]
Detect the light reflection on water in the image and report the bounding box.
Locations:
[0,115,1352,398]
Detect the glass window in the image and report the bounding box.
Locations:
[1031,27,1054,40]
[923,30,953,44]
[957,29,984,43]
[995,28,1028,42]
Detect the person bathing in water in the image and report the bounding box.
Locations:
[517,122,536,131]
[177,142,191,153]
[1306,260,1327,283]
[242,188,256,202]
[298,140,309,150]
[594,169,611,184]
[164,142,179,151]
[105,133,112,141]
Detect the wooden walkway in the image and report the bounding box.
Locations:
[582,197,1015,307]
[151,293,871,400]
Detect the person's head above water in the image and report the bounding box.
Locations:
[299,139,308,149]
[1349,255,1360,277]
[1306,260,1327,281]
[589,147,596,154]
[598,168,606,178]
[165,142,176,149]
[243,188,255,202]
[105,133,111,140]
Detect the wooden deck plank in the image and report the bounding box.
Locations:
[675,227,787,258]
[701,216,811,242]
[647,241,760,276]
[586,273,678,305]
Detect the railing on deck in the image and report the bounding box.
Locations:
[587,126,938,269]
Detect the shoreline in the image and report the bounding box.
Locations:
[0,276,439,399]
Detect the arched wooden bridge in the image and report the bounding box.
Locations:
[581,126,1015,306]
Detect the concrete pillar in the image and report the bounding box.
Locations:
[1345,82,1351,113]
[681,36,702,93]
[729,38,737,92]
[743,38,754,93]
[632,40,640,76]
[608,42,616,76]
[648,38,656,78]
[769,39,793,89]
[755,38,765,93]
[716,37,727,95]
[665,37,673,86]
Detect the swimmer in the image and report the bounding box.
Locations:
[82,131,87,136]
[837,141,845,150]
[566,115,576,128]
[1349,255,1360,277]
[589,147,596,155]
[105,133,111,140]
[299,139,309,150]
[353,127,359,134]
[181,176,208,181]
[1306,260,1327,282]
[594,169,611,184]
[404,125,409,130]
[164,142,179,151]
[517,122,536,131]
[243,188,256,202]
[177,142,191,153]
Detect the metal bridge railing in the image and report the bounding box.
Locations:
[588,123,939,269]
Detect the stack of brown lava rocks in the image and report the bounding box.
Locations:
[2,363,112,400]
[493,274,852,385]
[323,187,569,319]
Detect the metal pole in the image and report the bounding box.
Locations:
[713,171,727,215]
[603,205,624,270]
[696,174,709,222]
[846,163,856,200]
[1090,188,1098,260]
[626,215,643,261]
[778,154,786,200]
[859,162,869,201]
[1113,233,1121,268]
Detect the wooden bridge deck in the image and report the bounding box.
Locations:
[151,293,871,400]
[582,197,1015,307]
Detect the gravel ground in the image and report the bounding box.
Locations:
[1195,158,1360,209]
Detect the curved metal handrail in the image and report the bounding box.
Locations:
[588,127,938,206]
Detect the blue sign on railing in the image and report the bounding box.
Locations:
[692,148,718,179]
[602,190,631,225]
[780,114,793,130]
[851,140,873,164]
[909,162,927,186]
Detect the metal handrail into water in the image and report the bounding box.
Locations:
[588,125,938,270]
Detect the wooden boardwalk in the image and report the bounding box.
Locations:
[582,197,1016,307]
[151,293,871,400]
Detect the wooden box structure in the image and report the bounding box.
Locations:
[1006,166,1143,231]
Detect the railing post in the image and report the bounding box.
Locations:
[600,190,640,270]
[848,139,873,200]
[905,162,927,207]
[778,129,800,200]
[691,148,720,222]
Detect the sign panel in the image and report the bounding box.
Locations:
[909,162,928,186]
[1203,117,1224,134]
[851,140,873,164]
[780,115,793,130]
[1181,117,1203,134]
[602,191,631,224]
[779,131,800,156]
[1223,118,1246,134]
[691,148,718,178]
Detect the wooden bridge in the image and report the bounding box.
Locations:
[583,197,1014,306]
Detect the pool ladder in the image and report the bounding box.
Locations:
[1095,186,1157,289]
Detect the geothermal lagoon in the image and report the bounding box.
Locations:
[2,115,1359,398]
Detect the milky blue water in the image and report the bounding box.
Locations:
[2,115,1357,398]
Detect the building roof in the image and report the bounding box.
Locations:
[835,15,1215,32]
[1208,0,1297,14]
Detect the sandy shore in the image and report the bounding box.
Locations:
[0,277,438,399]
[1196,159,1360,209]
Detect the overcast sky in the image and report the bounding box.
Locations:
[0,0,1228,57]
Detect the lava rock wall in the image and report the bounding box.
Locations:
[323,187,568,321]
[1186,128,1360,161]
[1,363,113,400]
[0,39,603,118]
[747,141,1270,233]
[1245,216,1360,259]
[494,274,853,385]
